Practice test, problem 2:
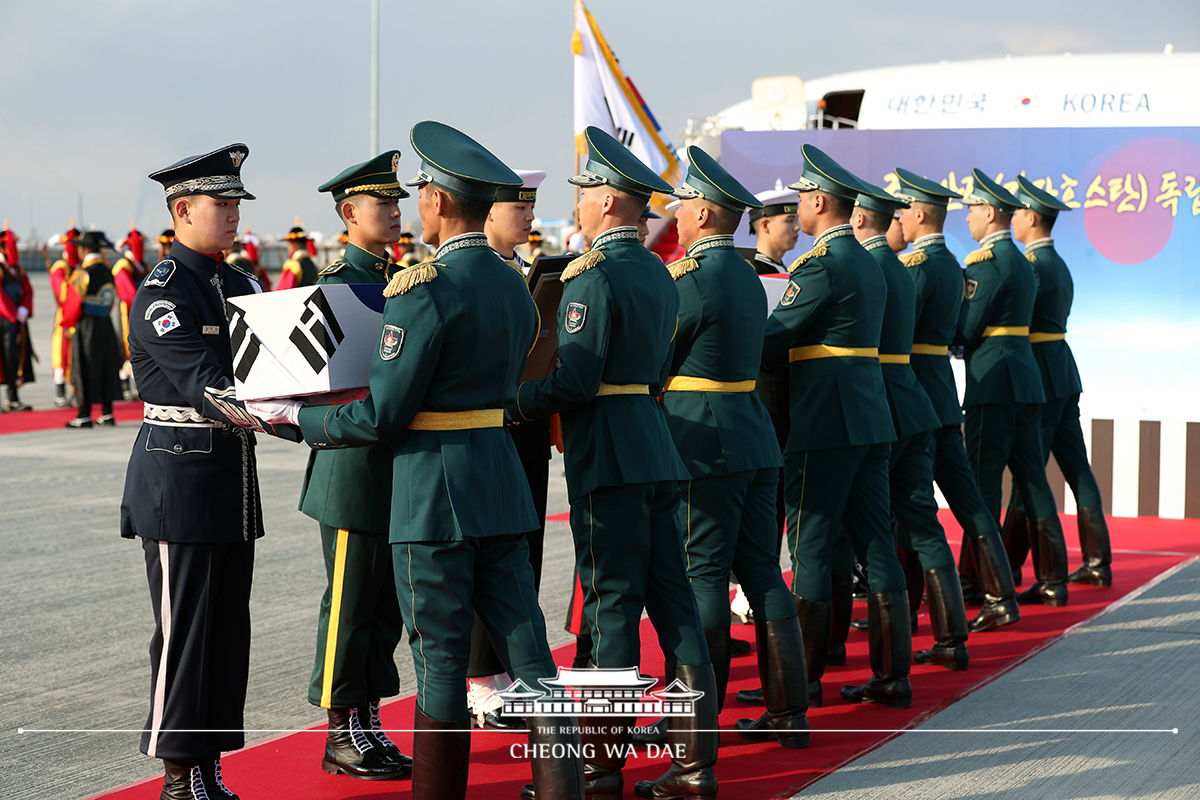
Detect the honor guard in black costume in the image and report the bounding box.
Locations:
[459,168,552,731]
[251,122,584,800]
[298,151,412,780]
[513,127,718,800]
[893,168,1020,632]
[1011,176,1113,587]
[655,146,810,750]
[65,231,123,427]
[762,145,912,709]
[121,144,299,800]
[853,183,970,670]
[959,169,1069,607]
[276,223,318,291]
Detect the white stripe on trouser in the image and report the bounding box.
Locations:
[147,540,173,757]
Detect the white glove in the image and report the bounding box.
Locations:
[245,398,302,426]
[16,306,29,323]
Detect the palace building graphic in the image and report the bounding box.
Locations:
[496,667,705,717]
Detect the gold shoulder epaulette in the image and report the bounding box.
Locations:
[667,256,700,281]
[504,259,525,276]
[789,244,827,272]
[900,250,928,268]
[1026,251,1038,264]
[561,249,605,282]
[652,252,664,263]
[384,261,439,297]
[965,247,994,266]
[319,260,347,277]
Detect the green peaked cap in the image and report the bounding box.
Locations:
[319,150,410,203]
[894,167,962,207]
[963,168,1022,213]
[672,146,762,212]
[568,126,673,199]
[787,144,868,201]
[855,179,910,216]
[1016,175,1072,216]
[404,121,520,203]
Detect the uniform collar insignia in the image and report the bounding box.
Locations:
[913,233,945,250]
[687,235,734,256]
[980,230,1013,247]
[435,232,490,259]
[814,224,853,248]
[860,234,889,251]
[591,226,639,250]
[344,241,388,270]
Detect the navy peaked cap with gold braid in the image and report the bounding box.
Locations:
[894,167,962,207]
[855,179,910,216]
[149,143,255,202]
[404,121,520,203]
[672,146,763,212]
[1016,175,1072,217]
[568,126,674,199]
[787,144,868,201]
[962,168,1022,213]
[320,150,410,203]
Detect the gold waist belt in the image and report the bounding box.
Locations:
[408,409,503,430]
[911,343,949,356]
[789,345,879,362]
[982,326,1029,337]
[596,382,650,397]
[878,354,911,364]
[1029,332,1066,343]
[664,376,757,392]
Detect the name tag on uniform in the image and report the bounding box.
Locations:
[202,325,220,335]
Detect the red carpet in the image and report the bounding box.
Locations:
[85,513,1200,799]
[0,401,144,434]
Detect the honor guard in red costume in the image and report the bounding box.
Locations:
[47,224,82,406]
[275,222,319,291]
[0,225,35,411]
[113,225,150,400]
[64,230,123,427]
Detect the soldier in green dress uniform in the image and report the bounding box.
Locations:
[852,183,970,670]
[512,127,718,800]
[652,146,810,749]
[1010,175,1113,587]
[762,144,912,709]
[251,122,582,800]
[893,168,1020,633]
[958,168,1069,607]
[296,151,412,780]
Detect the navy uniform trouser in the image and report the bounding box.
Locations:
[308,524,404,709]
[785,443,906,602]
[393,533,557,723]
[890,431,956,571]
[679,468,797,634]
[141,538,254,761]
[571,480,710,669]
[963,403,1058,522]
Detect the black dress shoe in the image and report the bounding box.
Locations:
[97,413,117,426]
[5,401,32,412]
[736,686,764,706]
[65,417,93,428]
[471,708,526,732]
[849,617,868,632]
[730,636,752,656]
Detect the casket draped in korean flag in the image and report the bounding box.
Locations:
[225,284,385,401]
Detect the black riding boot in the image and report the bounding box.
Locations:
[840,591,913,708]
[1016,517,1069,606]
[521,716,585,800]
[633,665,718,798]
[968,528,1021,632]
[411,708,470,800]
[913,566,970,670]
[827,570,852,666]
[735,616,810,748]
[1000,504,1032,586]
[1068,506,1114,586]
[632,662,674,747]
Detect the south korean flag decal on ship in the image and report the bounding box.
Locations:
[565,302,587,334]
[153,311,182,337]
[380,324,405,361]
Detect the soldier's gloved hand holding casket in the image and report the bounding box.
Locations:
[245,398,303,426]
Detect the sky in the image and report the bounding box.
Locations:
[2,0,1198,247]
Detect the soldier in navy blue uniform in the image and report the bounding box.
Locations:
[120,144,297,800]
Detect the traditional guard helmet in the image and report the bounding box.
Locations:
[1016,175,1073,217]
[157,228,175,245]
[962,168,1022,213]
[149,144,255,203]
[568,126,674,199]
[787,144,868,200]
[404,120,521,202]
[893,168,962,207]
[68,230,115,250]
[319,150,410,203]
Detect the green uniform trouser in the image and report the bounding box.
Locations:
[889,431,956,571]
[393,534,557,722]
[308,523,404,709]
[679,468,797,632]
[963,403,1058,523]
[930,424,1002,540]
[785,444,906,602]
[1009,393,1105,514]
[572,481,709,669]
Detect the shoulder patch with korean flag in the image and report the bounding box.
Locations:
[153,311,182,337]
[780,281,801,307]
[380,324,405,360]
[565,302,588,334]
